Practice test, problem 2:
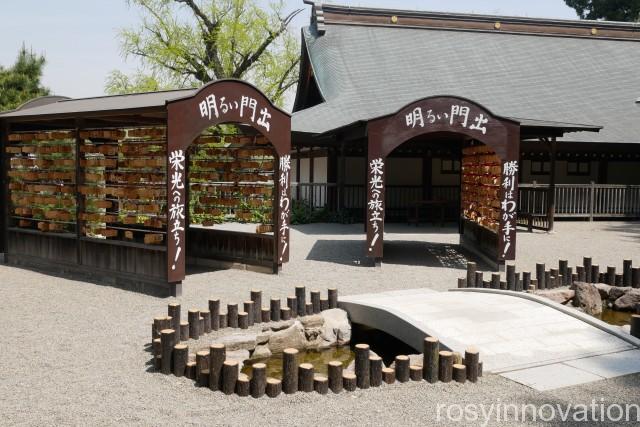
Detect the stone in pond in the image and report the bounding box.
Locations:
[613,289,640,312]
[268,321,307,354]
[319,309,351,348]
[219,333,257,352]
[250,344,272,360]
[573,282,602,316]
[536,288,575,305]
[609,287,632,301]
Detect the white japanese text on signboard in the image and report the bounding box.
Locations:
[368,158,384,252]
[405,104,489,135]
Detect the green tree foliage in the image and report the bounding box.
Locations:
[0,46,50,111]
[564,0,640,21]
[106,0,301,106]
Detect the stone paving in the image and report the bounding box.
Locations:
[340,289,640,391]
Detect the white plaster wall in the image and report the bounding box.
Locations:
[520,160,599,184]
[313,156,328,183]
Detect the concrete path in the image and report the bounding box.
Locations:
[339,289,640,391]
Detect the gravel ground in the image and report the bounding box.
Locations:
[1,221,639,426]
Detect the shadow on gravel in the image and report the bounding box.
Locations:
[382,241,477,269]
[306,240,371,266]
[602,221,640,242]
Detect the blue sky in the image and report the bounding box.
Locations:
[0,1,580,98]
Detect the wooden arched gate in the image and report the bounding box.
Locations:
[166,80,291,285]
[366,96,520,267]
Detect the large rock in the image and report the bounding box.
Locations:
[593,283,613,300]
[536,288,575,305]
[613,289,640,312]
[250,344,272,360]
[573,282,603,316]
[609,287,632,302]
[300,314,324,328]
[318,309,351,349]
[267,321,308,354]
[218,333,257,352]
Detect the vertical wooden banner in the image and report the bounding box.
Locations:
[277,153,291,264]
[499,159,518,260]
[167,144,187,283]
[366,155,385,258]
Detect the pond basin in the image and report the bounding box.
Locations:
[594,308,634,326]
[242,323,417,378]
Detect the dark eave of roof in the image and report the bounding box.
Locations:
[307,1,640,42]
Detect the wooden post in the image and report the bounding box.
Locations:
[382,368,395,384]
[314,375,329,394]
[547,137,557,232]
[438,351,453,383]
[219,312,228,329]
[466,262,476,290]
[423,337,439,383]
[185,361,196,379]
[592,265,600,284]
[281,307,291,320]
[199,317,204,334]
[500,281,507,290]
[536,263,546,290]
[209,299,220,331]
[530,279,538,292]
[153,338,162,358]
[515,272,522,292]
[453,364,467,383]
[320,298,329,311]
[395,355,410,383]
[270,298,281,322]
[298,363,314,392]
[544,271,551,289]
[238,312,248,329]
[630,315,640,339]
[458,278,467,289]
[490,274,500,289]
[168,303,181,342]
[236,374,250,397]
[282,348,299,394]
[196,350,209,387]
[222,361,239,395]
[616,274,624,286]
[522,272,531,291]
[160,329,175,374]
[250,290,262,323]
[623,260,633,287]
[583,257,592,283]
[475,271,483,288]
[465,347,480,383]
[410,365,423,381]
[173,344,188,377]
[201,310,211,334]
[343,373,357,392]
[577,266,586,282]
[559,260,568,286]
[354,344,370,389]
[287,296,297,318]
[250,363,267,398]
[188,310,200,339]
[261,308,270,323]
[227,304,238,328]
[607,266,616,286]
[328,361,344,393]
[295,286,306,317]
[306,303,313,315]
[370,356,383,387]
[266,378,282,398]
[209,344,225,391]
[243,301,255,327]
[506,264,516,291]
[328,288,338,309]
[633,268,640,289]
[311,290,321,314]
[180,322,189,340]
[567,267,573,285]
[482,280,490,289]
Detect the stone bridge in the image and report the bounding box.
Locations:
[339,288,640,391]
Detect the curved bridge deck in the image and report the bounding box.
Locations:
[339,289,640,391]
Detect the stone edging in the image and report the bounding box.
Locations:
[449,288,640,348]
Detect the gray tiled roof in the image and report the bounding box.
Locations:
[292,24,640,143]
[0,88,196,119]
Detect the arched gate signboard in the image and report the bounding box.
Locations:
[166,80,291,284]
[366,96,520,266]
